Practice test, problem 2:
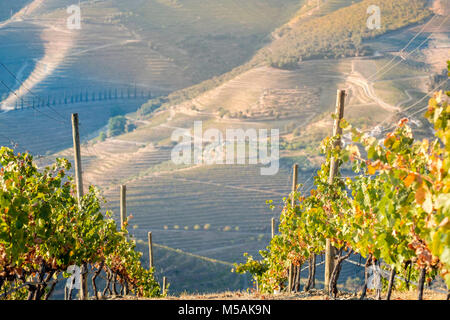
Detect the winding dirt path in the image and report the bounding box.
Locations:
[346,71,401,113]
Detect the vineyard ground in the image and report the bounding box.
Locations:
[108,289,448,300]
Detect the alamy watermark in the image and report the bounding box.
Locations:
[65,265,81,290]
[67,4,81,30]
[367,5,381,30]
[170,121,279,176]
[367,264,382,290]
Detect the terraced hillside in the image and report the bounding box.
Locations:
[0,0,307,161]
[0,0,303,112]
[1,0,449,295]
[0,0,34,23]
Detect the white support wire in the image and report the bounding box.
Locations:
[0,62,68,123]
[351,15,449,137]
[300,260,325,273]
[367,15,441,81]
[359,78,449,136]
[375,79,448,135]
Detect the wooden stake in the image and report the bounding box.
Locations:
[291,164,298,207]
[417,267,426,300]
[271,218,275,239]
[120,185,127,230]
[71,114,84,206]
[148,232,154,269]
[287,164,298,294]
[162,277,167,295]
[386,267,396,300]
[71,113,87,300]
[120,185,129,296]
[288,263,293,293]
[324,90,346,293]
[295,264,301,292]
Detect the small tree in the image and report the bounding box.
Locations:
[99,131,106,141]
[108,116,127,137]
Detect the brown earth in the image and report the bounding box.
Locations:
[106,288,448,300]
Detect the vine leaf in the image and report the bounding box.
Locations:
[403,173,416,187]
[415,187,427,205]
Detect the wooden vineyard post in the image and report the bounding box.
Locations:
[271,218,275,239]
[120,185,127,230]
[148,232,154,269]
[162,277,167,295]
[120,185,129,295]
[287,164,298,293]
[417,267,427,300]
[72,114,84,207]
[71,113,88,300]
[324,90,346,294]
[386,267,396,300]
[291,164,298,207]
[288,264,293,294]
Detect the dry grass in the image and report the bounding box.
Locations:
[109,288,448,300]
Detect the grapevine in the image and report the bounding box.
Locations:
[234,62,450,299]
[0,149,161,299]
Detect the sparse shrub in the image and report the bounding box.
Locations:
[218,107,229,118]
[108,115,127,137]
[99,131,106,142]
[139,97,168,116]
[268,56,298,70]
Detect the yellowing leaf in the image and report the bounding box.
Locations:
[403,173,416,187]
[415,187,426,205]
[367,165,376,175]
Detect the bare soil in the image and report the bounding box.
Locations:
[106,288,448,300]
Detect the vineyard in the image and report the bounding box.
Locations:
[0,147,161,300]
[234,64,450,300]
[1,64,448,299]
[0,0,449,301]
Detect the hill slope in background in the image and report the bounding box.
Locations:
[0,0,303,111]
[136,0,433,115]
[0,0,33,22]
[0,0,449,295]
